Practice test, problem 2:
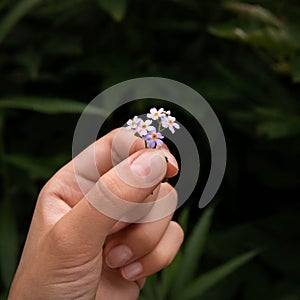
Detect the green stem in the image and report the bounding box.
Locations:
[158,119,162,132]
[157,119,167,133]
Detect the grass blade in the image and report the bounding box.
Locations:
[0,0,40,44]
[0,97,107,116]
[160,208,188,298]
[140,274,162,300]
[160,250,183,299]
[181,249,261,300]
[5,154,69,180]
[97,0,127,22]
[170,205,214,298]
[224,2,281,28]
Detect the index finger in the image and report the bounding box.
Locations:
[46,128,178,207]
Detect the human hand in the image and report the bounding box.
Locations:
[9,128,184,300]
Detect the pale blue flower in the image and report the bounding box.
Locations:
[143,131,164,148]
[126,108,179,148]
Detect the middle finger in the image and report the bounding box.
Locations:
[103,183,177,268]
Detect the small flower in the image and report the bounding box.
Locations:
[159,110,171,122]
[162,116,180,134]
[143,131,164,148]
[126,116,141,130]
[137,119,155,136]
[147,108,164,120]
[125,107,180,148]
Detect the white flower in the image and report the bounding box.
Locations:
[137,119,155,136]
[147,107,164,120]
[126,116,141,130]
[162,116,180,134]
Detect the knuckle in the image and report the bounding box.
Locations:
[100,170,125,200]
[47,226,72,254]
[47,225,94,257]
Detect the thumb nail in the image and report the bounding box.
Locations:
[130,151,167,185]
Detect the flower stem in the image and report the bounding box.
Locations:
[158,119,162,132]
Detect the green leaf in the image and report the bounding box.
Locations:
[0,97,108,116]
[170,205,214,298]
[208,22,248,41]
[0,201,18,289]
[5,154,69,180]
[0,0,40,44]
[14,49,42,79]
[140,274,162,300]
[224,2,281,28]
[152,209,189,299]
[181,249,261,300]
[97,0,127,22]
[160,250,183,299]
[178,207,189,234]
[246,27,295,57]
[253,107,300,139]
[209,24,295,58]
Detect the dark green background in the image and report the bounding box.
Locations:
[0,0,299,299]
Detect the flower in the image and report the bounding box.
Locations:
[137,119,155,136]
[147,108,164,120]
[126,116,141,130]
[162,116,180,134]
[125,107,180,148]
[143,131,164,148]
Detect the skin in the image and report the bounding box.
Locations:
[9,128,184,300]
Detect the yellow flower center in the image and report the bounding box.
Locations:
[154,112,159,116]
[132,121,136,126]
[168,120,173,125]
[151,133,157,140]
[142,124,147,129]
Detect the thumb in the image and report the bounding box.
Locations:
[50,149,172,255]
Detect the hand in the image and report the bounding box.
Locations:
[9,128,184,300]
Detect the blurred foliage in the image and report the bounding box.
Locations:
[141,206,261,300]
[0,0,299,299]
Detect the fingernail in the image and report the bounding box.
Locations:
[160,149,179,171]
[106,245,133,268]
[122,262,143,280]
[130,151,167,184]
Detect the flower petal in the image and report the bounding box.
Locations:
[150,108,157,114]
[156,139,164,146]
[147,126,155,132]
